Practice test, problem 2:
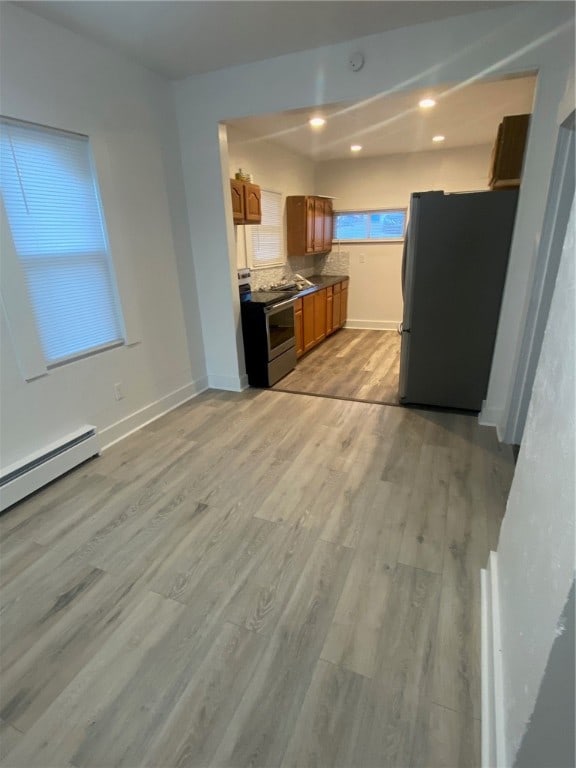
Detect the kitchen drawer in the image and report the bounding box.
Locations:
[294,298,303,311]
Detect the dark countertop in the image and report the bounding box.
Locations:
[248,274,349,306]
[291,274,349,299]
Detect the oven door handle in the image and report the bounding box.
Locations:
[264,298,296,313]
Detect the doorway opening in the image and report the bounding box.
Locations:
[225,73,537,409]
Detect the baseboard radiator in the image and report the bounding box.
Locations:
[0,426,100,512]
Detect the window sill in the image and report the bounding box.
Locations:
[47,340,125,370]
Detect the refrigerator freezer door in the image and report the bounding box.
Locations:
[399,189,518,411]
[398,193,422,401]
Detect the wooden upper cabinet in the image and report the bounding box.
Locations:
[243,182,262,222]
[489,114,530,189]
[313,198,325,253]
[287,195,333,257]
[323,198,333,251]
[305,197,315,254]
[230,179,245,224]
[230,180,261,224]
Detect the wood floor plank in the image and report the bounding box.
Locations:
[149,514,276,610]
[0,471,122,547]
[397,445,450,574]
[209,538,353,768]
[140,622,267,768]
[429,426,489,720]
[0,719,22,763]
[273,329,401,406]
[1,568,124,731]
[0,558,108,662]
[280,659,367,768]
[374,563,441,686]
[410,703,480,768]
[0,538,47,589]
[320,481,408,677]
[0,389,512,768]
[226,517,319,636]
[1,591,184,768]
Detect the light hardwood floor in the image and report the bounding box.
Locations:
[273,328,402,406]
[0,389,515,767]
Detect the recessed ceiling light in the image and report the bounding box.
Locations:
[309,117,326,128]
[432,135,445,143]
[419,98,436,109]
[350,144,362,152]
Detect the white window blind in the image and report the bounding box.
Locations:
[249,189,284,268]
[334,209,407,242]
[0,118,124,365]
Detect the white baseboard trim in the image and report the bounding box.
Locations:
[481,551,507,768]
[345,319,400,331]
[478,401,504,429]
[100,378,208,451]
[207,373,247,391]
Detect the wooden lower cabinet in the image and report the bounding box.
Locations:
[296,279,349,359]
[302,294,315,353]
[326,286,334,336]
[340,280,349,328]
[332,283,341,330]
[313,289,327,344]
[294,298,304,357]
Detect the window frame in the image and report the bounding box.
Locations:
[333,207,408,243]
[246,188,286,270]
[0,116,127,374]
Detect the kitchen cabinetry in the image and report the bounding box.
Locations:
[286,196,333,256]
[489,114,530,189]
[332,282,341,331]
[230,179,262,224]
[294,298,304,357]
[326,286,334,336]
[295,278,349,359]
[313,289,326,344]
[302,294,315,353]
[340,280,349,327]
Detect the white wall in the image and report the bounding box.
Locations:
[0,4,205,469]
[226,124,316,285]
[316,144,492,328]
[495,196,575,765]
[174,2,575,419]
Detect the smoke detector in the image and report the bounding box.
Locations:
[349,52,365,72]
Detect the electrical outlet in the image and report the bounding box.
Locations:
[114,382,124,401]
[359,253,365,264]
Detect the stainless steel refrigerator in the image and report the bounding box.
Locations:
[399,189,519,411]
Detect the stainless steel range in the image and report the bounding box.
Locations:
[238,270,297,387]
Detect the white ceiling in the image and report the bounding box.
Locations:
[226,74,536,160]
[16,1,509,80]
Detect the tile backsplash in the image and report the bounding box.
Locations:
[248,251,350,289]
[315,250,350,275]
[250,255,315,289]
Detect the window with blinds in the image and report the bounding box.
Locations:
[248,189,285,268]
[334,208,407,242]
[0,118,124,365]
